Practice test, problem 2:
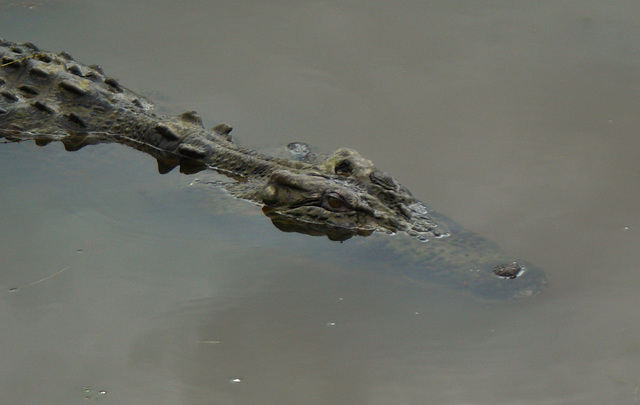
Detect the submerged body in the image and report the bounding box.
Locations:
[0,39,546,299]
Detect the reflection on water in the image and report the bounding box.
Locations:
[2,1,640,404]
[0,31,545,299]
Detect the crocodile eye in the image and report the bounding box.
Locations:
[321,193,351,212]
[327,196,344,209]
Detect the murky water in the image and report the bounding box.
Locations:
[2,1,640,404]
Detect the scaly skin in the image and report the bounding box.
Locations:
[0,39,547,298]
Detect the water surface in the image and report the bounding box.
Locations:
[2,1,640,404]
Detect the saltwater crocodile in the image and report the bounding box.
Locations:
[0,39,546,299]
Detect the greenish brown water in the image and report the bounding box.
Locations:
[2,1,640,404]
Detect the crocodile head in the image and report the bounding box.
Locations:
[258,148,442,241]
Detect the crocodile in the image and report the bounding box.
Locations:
[0,39,547,299]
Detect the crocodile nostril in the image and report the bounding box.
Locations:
[492,262,524,279]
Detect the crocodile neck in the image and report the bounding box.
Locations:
[95,106,312,183]
[0,39,308,188]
